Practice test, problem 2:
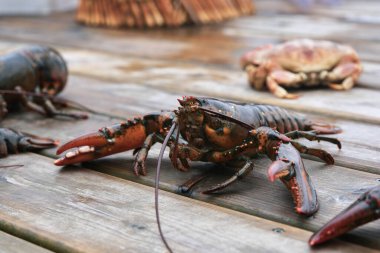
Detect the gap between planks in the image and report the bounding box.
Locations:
[1,110,380,248]
[0,230,52,253]
[1,153,375,253]
[2,73,379,174]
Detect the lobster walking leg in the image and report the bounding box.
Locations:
[290,141,334,165]
[285,130,341,149]
[133,133,160,176]
[202,160,254,194]
[15,86,87,119]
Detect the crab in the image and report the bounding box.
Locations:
[240,39,362,99]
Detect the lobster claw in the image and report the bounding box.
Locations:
[309,185,380,246]
[0,128,57,157]
[54,121,147,166]
[267,142,319,216]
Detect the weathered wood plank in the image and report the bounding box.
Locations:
[256,0,380,25]
[2,153,374,253]
[76,148,380,249]
[0,230,52,253]
[59,49,380,125]
[2,74,379,174]
[1,106,380,247]
[1,11,380,66]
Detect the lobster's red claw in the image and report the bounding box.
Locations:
[268,143,319,216]
[309,185,380,246]
[54,122,147,166]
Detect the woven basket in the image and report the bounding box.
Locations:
[77,0,255,28]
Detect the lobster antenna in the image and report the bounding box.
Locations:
[155,121,177,253]
[0,90,54,98]
[0,90,95,114]
[0,165,24,169]
[198,107,253,130]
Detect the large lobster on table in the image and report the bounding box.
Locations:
[55,96,341,216]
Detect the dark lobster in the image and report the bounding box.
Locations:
[55,96,341,216]
[309,185,380,246]
[0,45,87,119]
[0,128,57,158]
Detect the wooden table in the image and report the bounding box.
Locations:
[0,1,379,252]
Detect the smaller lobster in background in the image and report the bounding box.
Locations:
[0,45,89,160]
[309,185,380,246]
[0,45,87,120]
[241,39,362,99]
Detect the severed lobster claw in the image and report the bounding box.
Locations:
[0,128,58,157]
[309,185,380,246]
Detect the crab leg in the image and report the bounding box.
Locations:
[309,185,380,246]
[266,70,304,99]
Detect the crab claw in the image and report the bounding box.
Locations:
[0,128,57,157]
[309,185,380,246]
[54,121,147,166]
[268,142,318,216]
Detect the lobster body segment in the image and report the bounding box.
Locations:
[55,97,341,215]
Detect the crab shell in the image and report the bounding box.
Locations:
[241,39,362,99]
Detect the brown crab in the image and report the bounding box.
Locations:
[241,39,362,99]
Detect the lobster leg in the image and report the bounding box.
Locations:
[202,160,254,194]
[290,141,334,165]
[133,133,164,176]
[38,97,88,119]
[285,130,341,149]
[309,185,380,246]
[15,86,87,119]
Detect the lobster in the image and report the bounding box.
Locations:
[55,96,341,215]
[309,185,380,246]
[0,45,87,120]
[0,128,57,159]
[54,96,341,252]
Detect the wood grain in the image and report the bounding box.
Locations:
[1,109,379,248]
[2,153,375,253]
[4,73,379,173]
